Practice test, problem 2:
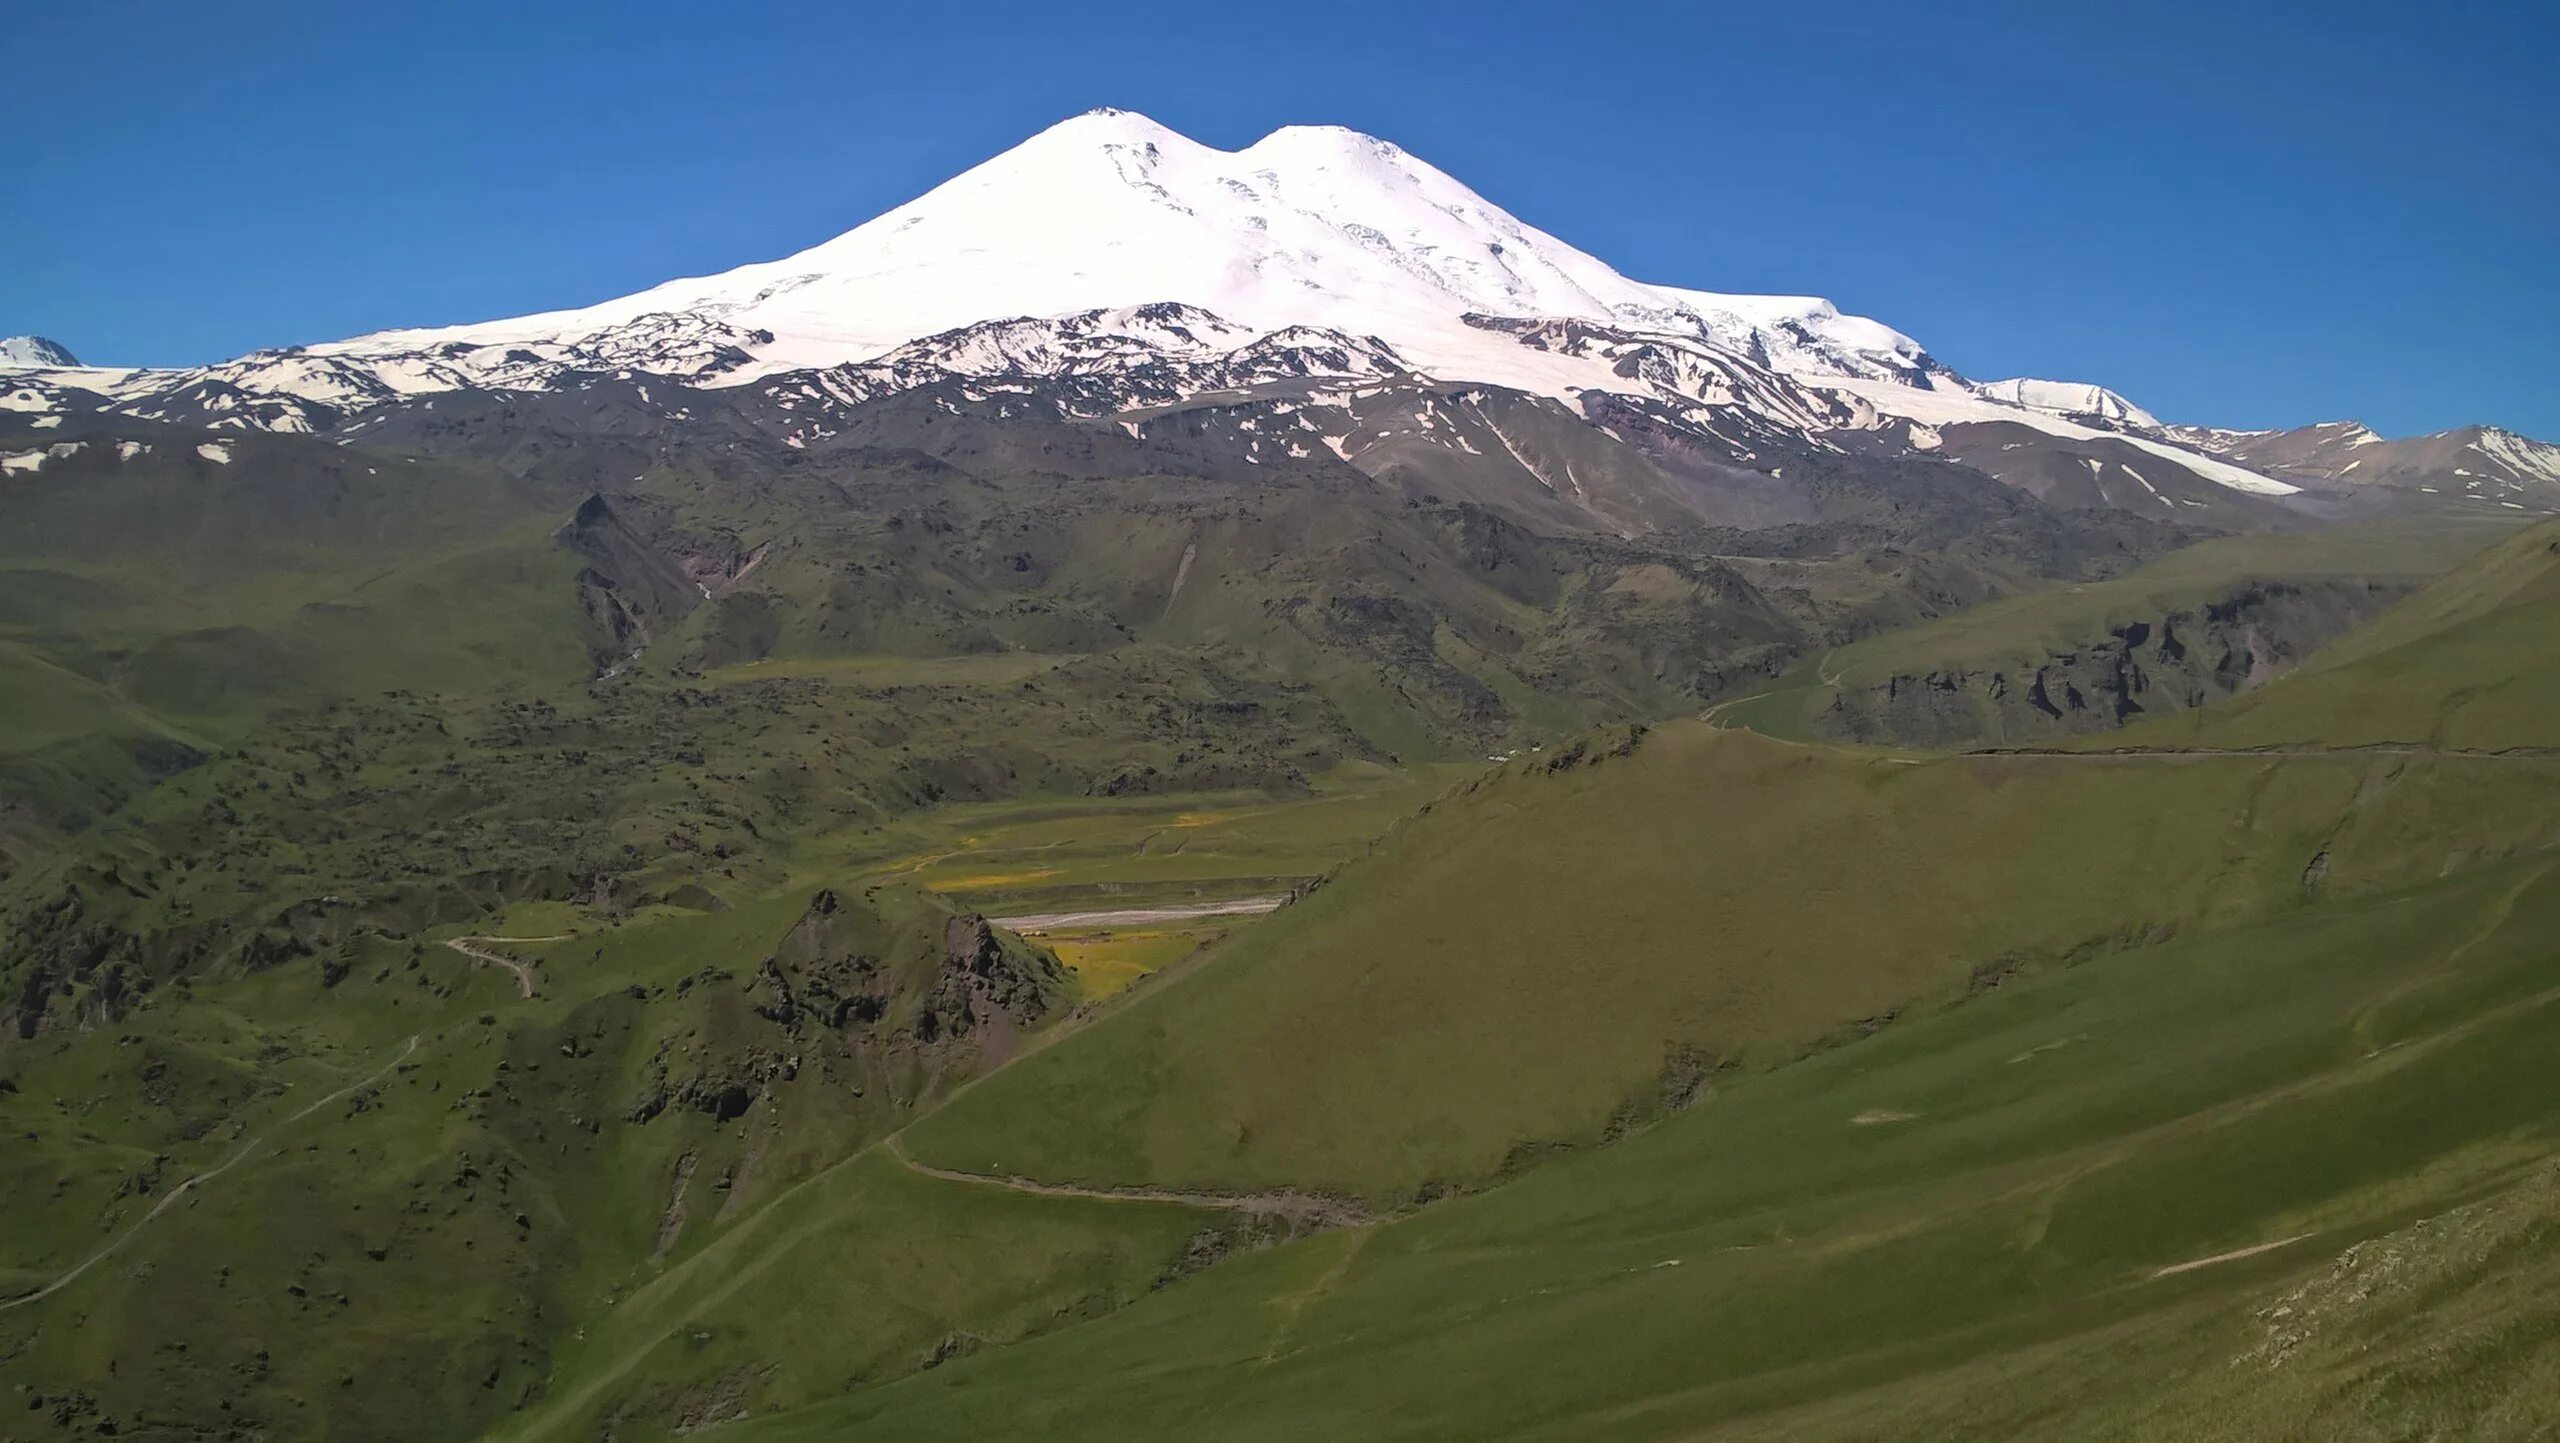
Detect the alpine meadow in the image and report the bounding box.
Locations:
[6,20,2560,1440]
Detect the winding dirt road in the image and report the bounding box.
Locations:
[1,1036,422,1312]
[444,934,568,997]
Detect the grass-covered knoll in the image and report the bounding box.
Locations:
[902,722,2560,1201]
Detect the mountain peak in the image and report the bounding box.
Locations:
[313,111,1936,402]
[1250,121,1407,155]
[0,336,80,368]
[1032,106,1194,149]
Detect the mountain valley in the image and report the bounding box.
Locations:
[3,107,2559,1442]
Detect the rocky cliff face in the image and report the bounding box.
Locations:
[1810,578,2417,748]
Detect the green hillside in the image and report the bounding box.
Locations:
[1712,516,2522,746]
[4,416,2555,1442]
[688,514,2560,1438]
[744,852,2560,1441]
[900,725,2560,1201]
[0,435,605,862]
[2110,516,2560,750]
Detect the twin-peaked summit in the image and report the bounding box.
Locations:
[6,110,2554,517]
[327,107,1941,390]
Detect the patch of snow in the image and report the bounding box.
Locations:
[197,441,233,464]
[1818,377,2299,497]
[1486,419,1553,490]
[2,442,85,474]
[2477,427,2560,485]
[1973,378,2163,431]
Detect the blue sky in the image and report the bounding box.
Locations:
[6,0,2553,437]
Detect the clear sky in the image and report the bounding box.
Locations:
[6,0,2553,438]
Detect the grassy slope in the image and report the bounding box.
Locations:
[0,720,1466,1437]
[717,516,2560,1440]
[805,758,1477,914]
[0,437,603,864]
[1823,517,2519,683]
[0,640,206,874]
[2110,517,2560,751]
[4,420,2551,1443]
[0,882,1232,1442]
[899,726,2560,1201]
[0,439,597,731]
[1713,515,2520,742]
[746,854,2560,1442]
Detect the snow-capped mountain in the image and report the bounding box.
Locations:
[0,336,78,367]
[0,109,1950,429]
[5,108,2551,519]
[315,108,1952,396]
[2170,420,2560,507]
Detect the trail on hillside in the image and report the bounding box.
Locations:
[992,895,1289,933]
[1695,697,2560,765]
[491,1090,1370,1439]
[1961,743,2560,762]
[1164,541,1199,614]
[2150,1233,2312,1279]
[882,1136,1367,1225]
[445,934,568,997]
[0,1036,422,1312]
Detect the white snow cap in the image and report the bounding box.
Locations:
[0,336,80,368]
[319,109,1936,388]
[1971,378,2163,431]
